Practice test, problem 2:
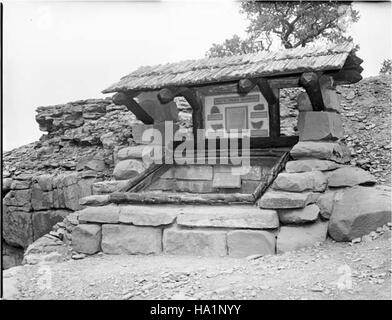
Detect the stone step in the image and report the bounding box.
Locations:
[76,204,278,230]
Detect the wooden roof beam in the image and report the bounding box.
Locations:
[112,92,154,124]
[158,86,203,137]
[238,78,256,94]
[256,78,280,138]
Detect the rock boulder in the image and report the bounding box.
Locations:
[328,186,391,241]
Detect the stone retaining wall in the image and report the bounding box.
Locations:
[2,172,98,268]
[69,204,279,258]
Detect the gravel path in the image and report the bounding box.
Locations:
[3,231,391,300]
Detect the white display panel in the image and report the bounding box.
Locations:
[204,91,269,138]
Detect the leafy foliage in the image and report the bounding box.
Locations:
[206,1,359,58]
[379,59,392,75]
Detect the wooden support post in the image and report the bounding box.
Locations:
[158,86,203,138]
[299,72,325,111]
[112,92,154,124]
[238,78,256,94]
[256,78,280,138]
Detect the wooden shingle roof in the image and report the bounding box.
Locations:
[102,42,361,93]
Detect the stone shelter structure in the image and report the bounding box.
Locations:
[34,43,391,259]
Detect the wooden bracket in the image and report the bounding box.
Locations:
[299,72,325,111]
[158,86,203,137]
[256,78,280,138]
[112,92,154,124]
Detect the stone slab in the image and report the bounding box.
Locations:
[212,172,241,189]
[285,159,342,173]
[258,190,319,209]
[297,111,343,141]
[227,230,276,258]
[177,206,279,229]
[119,205,178,226]
[272,171,327,192]
[163,228,227,257]
[327,167,377,187]
[79,195,110,207]
[78,205,120,224]
[101,224,162,254]
[148,178,175,191]
[290,142,351,164]
[174,165,213,180]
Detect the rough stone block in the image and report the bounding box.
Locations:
[10,179,31,190]
[258,190,319,209]
[3,206,33,248]
[163,228,227,257]
[327,166,377,187]
[290,141,351,164]
[79,194,110,207]
[278,204,319,224]
[176,206,279,229]
[322,88,341,112]
[78,205,120,224]
[113,159,147,180]
[285,159,342,173]
[174,165,213,180]
[329,186,391,241]
[4,190,32,211]
[316,192,336,220]
[31,186,53,211]
[297,111,343,141]
[175,180,213,193]
[101,224,162,254]
[227,230,276,258]
[213,172,241,189]
[92,180,129,194]
[277,221,328,253]
[272,171,327,192]
[119,205,177,226]
[296,92,313,111]
[72,224,102,254]
[117,145,154,161]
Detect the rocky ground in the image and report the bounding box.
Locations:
[3,225,391,300]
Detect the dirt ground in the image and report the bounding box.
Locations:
[3,230,391,300]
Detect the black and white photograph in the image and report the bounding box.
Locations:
[1,0,391,305]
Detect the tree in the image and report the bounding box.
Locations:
[380,59,392,75]
[206,1,359,58]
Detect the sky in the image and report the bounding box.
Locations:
[2,0,392,151]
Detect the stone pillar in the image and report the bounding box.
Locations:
[257,79,388,251]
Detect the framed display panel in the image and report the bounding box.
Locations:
[203,89,269,138]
